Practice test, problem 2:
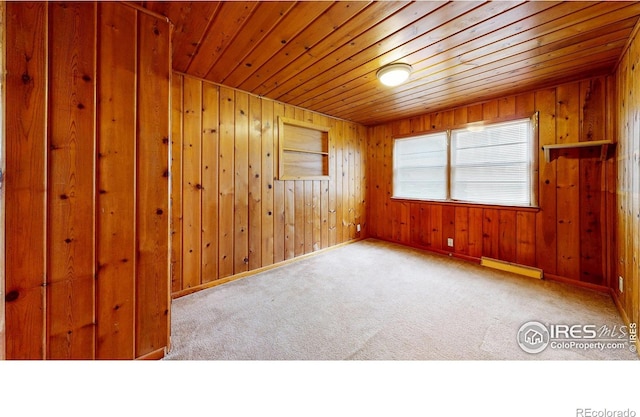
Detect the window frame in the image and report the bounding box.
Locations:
[391,112,539,209]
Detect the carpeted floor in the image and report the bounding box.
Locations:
[165,239,638,360]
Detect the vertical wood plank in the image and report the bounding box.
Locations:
[234,92,249,273]
[248,96,262,270]
[181,76,202,289]
[135,11,170,357]
[454,207,469,255]
[170,74,183,293]
[516,211,536,267]
[47,2,96,359]
[328,118,338,246]
[273,102,286,263]
[96,2,136,359]
[218,87,235,277]
[442,205,455,251]
[535,88,558,275]
[468,207,483,258]
[5,1,48,359]
[304,180,313,253]
[334,120,344,243]
[261,99,275,267]
[248,94,262,269]
[579,78,605,285]
[498,210,517,263]
[201,81,219,283]
[482,209,499,259]
[0,1,4,360]
[556,83,581,280]
[430,205,442,251]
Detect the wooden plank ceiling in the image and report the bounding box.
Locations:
[143,1,640,126]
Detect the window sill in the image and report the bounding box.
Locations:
[390,197,540,212]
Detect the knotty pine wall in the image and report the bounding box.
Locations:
[368,76,616,289]
[615,26,640,337]
[171,73,367,295]
[4,2,170,359]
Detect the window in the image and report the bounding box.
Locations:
[393,115,537,207]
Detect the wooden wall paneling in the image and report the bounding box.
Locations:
[498,96,517,118]
[249,94,262,269]
[342,122,351,243]
[328,118,338,246]
[516,211,536,267]
[359,124,368,237]
[535,88,558,275]
[170,74,183,292]
[516,92,535,116]
[350,124,358,239]
[135,11,170,358]
[430,205,443,251]
[273,102,286,263]
[604,75,616,290]
[454,207,469,255]
[289,107,305,257]
[579,78,605,285]
[629,35,640,326]
[482,209,499,259]
[304,178,313,253]
[334,120,344,243]
[5,1,48,359]
[47,2,96,359]
[616,53,629,308]
[409,203,420,247]
[313,179,321,250]
[497,211,517,263]
[181,75,202,289]
[382,124,392,241]
[234,91,249,273]
[482,100,499,120]
[318,115,330,248]
[468,207,483,258]
[0,0,5,360]
[467,104,483,123]
[442,205,456,252]
[453,107,467,126]
[218,86,235,277]
[261,98,275,267]
[555,83,581,280]
[201,81,220,282]
[96,2,136,359]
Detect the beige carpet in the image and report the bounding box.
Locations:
[165,239,637,360]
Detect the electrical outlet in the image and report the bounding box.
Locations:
[447,238,454,247]
[619,276,624,293]
[356,224,361,233]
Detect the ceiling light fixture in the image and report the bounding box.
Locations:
[376,63,412,86]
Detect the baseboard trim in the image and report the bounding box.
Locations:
[544,273,610,293]
[136,347,166,360]
[172,238,366,299]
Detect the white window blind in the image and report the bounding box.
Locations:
[451,118,532,206]
[393,132,448,200]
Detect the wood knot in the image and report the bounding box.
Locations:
[156,208,164,215]
[22,72,31,84]
[6,290,19,302]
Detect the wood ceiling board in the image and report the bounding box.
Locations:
[144,1,640,126]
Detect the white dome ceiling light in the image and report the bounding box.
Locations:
[376,63,412,87]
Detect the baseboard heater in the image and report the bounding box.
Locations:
[480,257,543,280]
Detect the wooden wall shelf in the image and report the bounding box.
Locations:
[542,140,613,162]
[278,117,330,180]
